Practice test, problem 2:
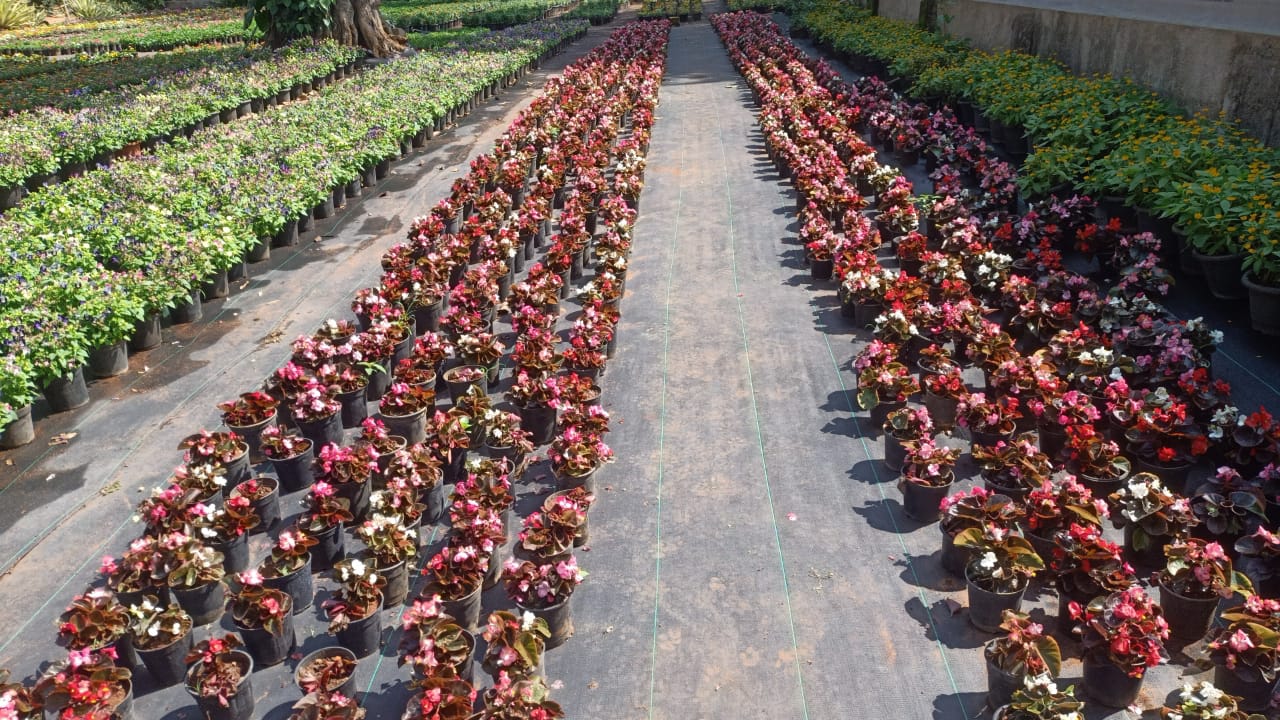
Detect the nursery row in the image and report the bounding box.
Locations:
[565,0,622,25]
[0,43,254,113]
[791,0,1280,309]
[0,9,257,55]
[0,6,237,40]
[636,0,702,20]
[381,0,574,31]
[718,10,1280,718]
[0,19,590,436]
[0,19,670,720]
[0,40,364,203]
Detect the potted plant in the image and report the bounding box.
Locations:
[1109,472,1198,567]
[185,635,254,720]
[55,588,132,659]
[290,381,343,448]
[1064,425,1131,497]
[939,488,1024,578]
[286,692,365,720]
[217,391,279,462]
[163,535,226,627]
[297,482,354,572]
[507,370,560,446]
[0,669,39,720]
[480,610,549,680]
[227,570,294,667]
[1235,526,1280,598]
[190,496,259,575]
[180,430,250,489]
[1155,539,1253,642]
[423,542,488,630]
[1049,522,1138,626]
[1162,680,1267,720]
[856,361,919,424]
[228,477,280,534]
[481,409,536,468]
[314,443,378,521]
[1022,476,1107,559]
[323,558,386,658]
[922,368,965,431]
[971,433,1052,502]
[477,674,563,719]
[994,675,1082,720]
[502,556,586,649]
[1207,596,1280,710]
[955,524,1044,632]
[518,490,591,560]
[99,541,166,608]
[259,426,315,493]
[260,528,320,614]
[355,513,418,607]
[984,610,1062,710]
[126,596,192,688]
[957,392,1021,449]
[548,424,613,494]
[1069,586,1168,707]
[402,676,477,720]
[882,405,934,473]
[896,438,961,523]
[295,646,359,699]
[398,596,475,681]
[379,382,436,444]
[34,649,131,720]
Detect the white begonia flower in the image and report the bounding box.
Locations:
[350,559,367,576]
[521,611,536,631]
[978,552,997,570]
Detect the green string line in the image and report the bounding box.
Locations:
[715,78,812,720]
[817,329,972,720]
[646,87,684,720]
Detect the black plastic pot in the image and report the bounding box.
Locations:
[311,523,346,573]
[1083,656,1143,708]
[0,403,34,449]
[232,477,281,533]
[171,289,203,324]
[236,604,295,667]
[171,580,225,627]
[335,478,371,521]
[444,366,488,404]
[381,408,428,445]
[269,444,316,493]
[984,642,1023,710]
[1193,251,1247,300]
[136,628,193,687]
[211,532,250,575]
[1158,579,1220,642]
[338,385,370,429]
[366,359,391,401]
[378,558,409,608]
[517,402,557,446]
[1243,273,1280,336]
[314,196,335,219]
[518,598,574,649]
[295,646,358,698]
[335,600,383,658]
[1214,664,1277,712]
[273,220,299,248]
[900,478,952,523]
[202,269,230,300]
[295,411,343,449]
[186,650,254,720]
[129,313,162,352]
[438,584,483,631]
[965,570,1026,633]
[228,414,275,464]
[262,557,314,614]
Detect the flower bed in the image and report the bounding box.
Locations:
[791,0,1280,297]
[0,19,589,427]
[716,9,1280,712]
[0,40,363,197]
[0,19,671,720]
[0,9,259,55]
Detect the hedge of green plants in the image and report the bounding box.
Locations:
[0,18,589,420]
[0,9,257,54]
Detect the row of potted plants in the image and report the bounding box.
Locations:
[0,39,365,205]
[381,0,570,32]
[0,18,592,447]
[790,0,1280,335]
[637,0,702,20]
[715,9,1280,716]
[0,18,669,720]
[0,42,251,113]
[0,9,258,56]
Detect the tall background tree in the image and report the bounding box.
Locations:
[246,0,406,57]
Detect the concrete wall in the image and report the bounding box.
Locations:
[873,0,1280,146]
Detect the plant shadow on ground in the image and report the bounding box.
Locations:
[896,550,966,593]
[932,691,990,720]
[904,594,987,650]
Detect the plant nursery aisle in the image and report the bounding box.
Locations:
[550,16,987,719]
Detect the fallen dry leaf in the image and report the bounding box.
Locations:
[48,432,77,446]
[99,481,121,496]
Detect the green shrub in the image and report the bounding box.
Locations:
[0,0,41,30]
[66,0,120,21]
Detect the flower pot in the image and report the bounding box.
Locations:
[965,569,1026,632]
[1036,423,1068,460]
[228,414,275,464]
[299,212,314,233]
[295,646,358,698]
[378,558,410,608]
[1077,470,1125,501]
[211,532,250,575]
[312,522,347,572]
[413,298,445,333]
[438,583,483,631]
[556,466,598,495]
[270,445,315,493]
[0,404,35,449]
[900,478,952,523]
[1243,273,1280,336]
[295,410,343,449]
[1122,523,1168,569]
[314,196,335,219]
[128,313,162,352]
[969,428,1013,451]
[273,219,299,248]
[231,477,280,533]
[381,408,428,445]
[868,400,905,430]
[1213,664,1277,712]
[365,359,391,401]
[136,628,193,687]
[922,391,958,431]
[43,366,90,413]
[882,433,909,473]
[335,477,372,520]
[338,386,370,429]
[88,340,129,378]
[171,289,203,324]
[418,476,447,524]
[517,598,574,649]
[336,603,383,658]
[263,557,314,614]
[982,477,1030,504]
[171,580,225,627]
[984,641,1024,710]
[809,257,834,280]
[1189,251,1246,300]
[853,300,882,328]
[202,269,230,300]
[236,604,295,667]
[186,650,254,720]
[220,443,251,489]
[517,402,557,446]
[1157,579,1219,642]
[1132,455,1193,494]
[1082,656,1143,708]
[940,526,971,578]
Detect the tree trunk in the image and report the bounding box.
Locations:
[327,0,406,58]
